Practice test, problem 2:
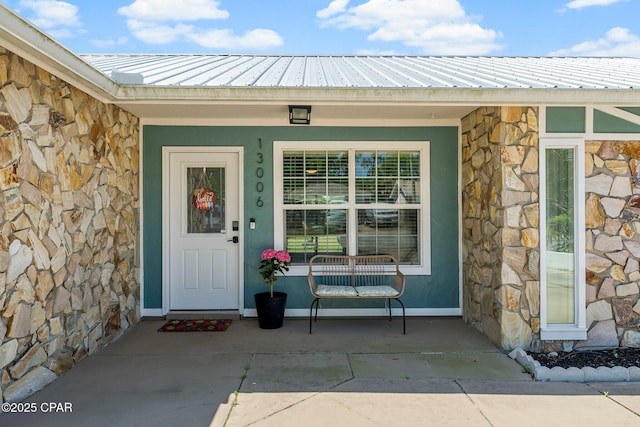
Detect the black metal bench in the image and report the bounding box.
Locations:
[307,254,406,334]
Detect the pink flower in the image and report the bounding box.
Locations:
[259,249,291,296]
[275,250,291,262]
[261,249,277,260]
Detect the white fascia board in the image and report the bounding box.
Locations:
[0,4,118,103]
[114,86,640,106]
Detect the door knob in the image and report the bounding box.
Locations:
[227,236,239,243]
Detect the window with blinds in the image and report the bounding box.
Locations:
[275,141,430,274]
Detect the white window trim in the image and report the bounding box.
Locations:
[539,137,587,341]
[273,140,431,276]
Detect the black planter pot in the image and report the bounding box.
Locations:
[254,292,287,329]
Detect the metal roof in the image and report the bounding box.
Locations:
[81,55,640,90]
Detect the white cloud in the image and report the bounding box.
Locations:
[118,0,283,50]
[565,0,625,9]
[125,19,194,44]
[90,37,130,49]
[316,0,502,55]
[382,22,504,56]
[18,0,81,38]
[125,19,282,49]
[550,27,640,57]
[117,0,229,22]
[316,0,350,19]
[355,48,400,55]
[188,29,283,50]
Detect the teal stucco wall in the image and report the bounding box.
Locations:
[546,106,640,134]
[143,126,459,311]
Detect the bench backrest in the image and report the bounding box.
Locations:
[308,254,404,292]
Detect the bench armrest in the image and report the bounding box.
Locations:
[391,270,405,297]
[308,270,318,294]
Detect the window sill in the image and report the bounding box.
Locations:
[540,327,587,341]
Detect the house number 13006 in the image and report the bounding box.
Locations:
[256,139,264,207]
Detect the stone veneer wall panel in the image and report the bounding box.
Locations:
[0,48,140,402]
[461,106,539,351]
[579,140,640,350]
[462,107,640,352]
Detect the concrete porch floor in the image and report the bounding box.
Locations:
[2,317,639,426]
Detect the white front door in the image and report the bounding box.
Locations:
[163,148,242,310]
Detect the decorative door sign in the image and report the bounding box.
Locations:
[187,167,225,234]
[193,187,216,211]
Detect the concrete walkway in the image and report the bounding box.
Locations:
[1,317,639,426]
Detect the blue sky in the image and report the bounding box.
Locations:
[2,0,640,56]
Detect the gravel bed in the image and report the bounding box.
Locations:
[531,348,640,369]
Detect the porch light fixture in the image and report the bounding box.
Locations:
[289,105,311,125]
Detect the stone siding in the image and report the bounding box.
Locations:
[462,106,640,352]
[580,140,640,350]
[461,106,539,351]
[0,48,140,402]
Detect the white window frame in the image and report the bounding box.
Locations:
[274,140,431,276]
[539,137,587,340]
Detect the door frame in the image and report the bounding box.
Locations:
[161,146,244,315]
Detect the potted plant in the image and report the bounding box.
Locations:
[254,248,291,329]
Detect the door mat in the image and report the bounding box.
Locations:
[158,319,232,332]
